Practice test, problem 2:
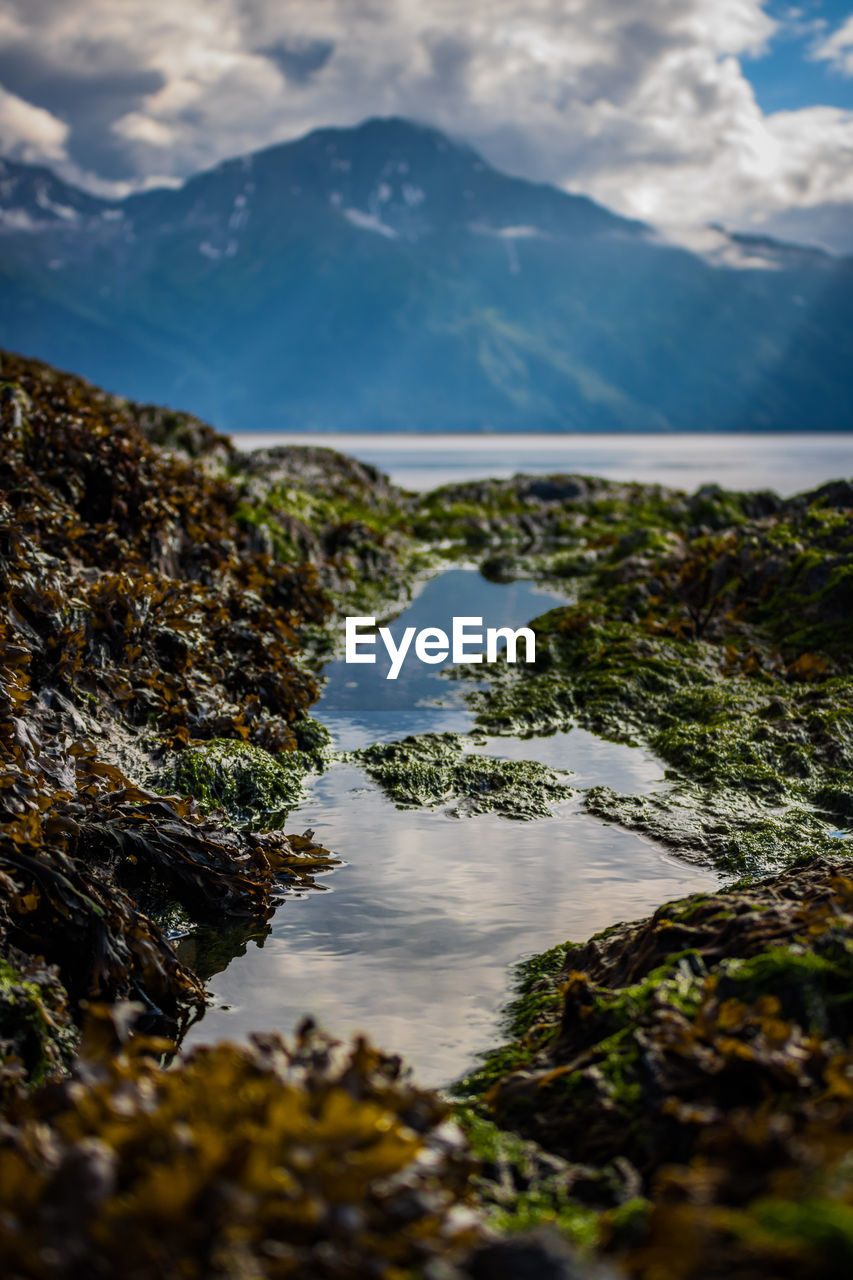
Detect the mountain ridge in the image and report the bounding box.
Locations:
[0,116,851,433]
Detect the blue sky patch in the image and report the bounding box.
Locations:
[744,1,853,112]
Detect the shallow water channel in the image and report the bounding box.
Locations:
[184,569,721,1085]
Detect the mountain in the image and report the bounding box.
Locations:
[0,158,112,229]
[0,118,851,432]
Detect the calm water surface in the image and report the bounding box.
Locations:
[230,431,853,497]
[185,569,720,1084]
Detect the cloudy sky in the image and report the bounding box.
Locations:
[0,0,852,250]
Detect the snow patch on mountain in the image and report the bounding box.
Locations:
[469,222,548,240]
[342,207,398,238]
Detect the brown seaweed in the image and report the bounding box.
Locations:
[0,1009,479,1280]
[0,350,334,1040]
[459,856,853,1277]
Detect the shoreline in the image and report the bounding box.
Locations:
[228,429,853,498]
[1,348,851,1278]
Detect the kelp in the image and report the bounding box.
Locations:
[0,350,336,1047]
[0,950,78,1101]
[0,1008,480,1280]
[457,855,853,1278]
[230,444,429,616]
[0,350,327,744]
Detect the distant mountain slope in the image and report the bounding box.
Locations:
[0,118,851,432]
[0,158,112,228]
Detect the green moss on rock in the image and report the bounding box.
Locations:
[458,1108,603,1248]
[454,855,853,1279]
[0,953,78,1092]
[353,733,574,819]
[172,738,324,828]
[462,527,853,874]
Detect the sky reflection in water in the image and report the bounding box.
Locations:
[185,568,720,1085]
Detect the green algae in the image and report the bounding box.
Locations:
[452,945,574,1101]
[583,785,838,877]
[457,1108,602,1248]
[0,955,78,1092]
[226,455,853,878]
[230,447,437,617]
[169,719,332,829]
[5,350,853,1278]
[457,952,711,1137]
[171,736,328,828]
[453,856,853,1277]
[453,477,853,875]
[472,624,853,872]
[353,732,574,819]
[503,944,575,1038]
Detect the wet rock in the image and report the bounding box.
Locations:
[0,949,78,1097]
[229,444,420,614]
[463,1230,603,1279]
[132,402,233,463]
[457,856,853,1278]
[742,489,783,518]
[233,443,408,510]
[4,345,853,1279]
[480,554,519,583]
[521,476,588,503]
[459,470,853,875]
[0,349,334,1050]
[808,478,853,510]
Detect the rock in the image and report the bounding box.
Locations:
[480,554,519,583]
[463,1230,605,1279]
[521,476,588,503]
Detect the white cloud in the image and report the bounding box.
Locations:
[656,223,784,269]
[572,94,853,233]
[0,85,68,161]
[112,112,175,148]
[812,14,853,77]
[0,0,851,243]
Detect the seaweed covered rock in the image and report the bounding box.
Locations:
[0,348,328,749]
[458,476,853,875]
[354,733,574,819]
[457,855,853,1277]
[412,474,670,553]
[0,951,78,1100]
[172,738,327,829]
[0,350,337,1054]
[231,444,425,613]
[0,1010,480,1280]
[5,347,853,1278]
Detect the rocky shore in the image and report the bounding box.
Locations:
[1,349,851,1278]
[457,855,853,1276]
